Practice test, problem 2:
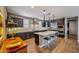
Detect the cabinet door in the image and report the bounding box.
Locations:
[35,34,39,45]
[42,21,46,27]
[47,21,50,27]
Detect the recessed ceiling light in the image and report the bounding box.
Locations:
[31,6,34,8]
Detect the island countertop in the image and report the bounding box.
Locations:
[34,31,58,36]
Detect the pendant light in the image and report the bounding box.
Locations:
[42,10,46,27]
[43,10,46,20]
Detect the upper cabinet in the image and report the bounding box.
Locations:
[0,6,7,40]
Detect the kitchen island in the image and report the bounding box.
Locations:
[34,31,58,48]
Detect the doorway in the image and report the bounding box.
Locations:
[67,17,78,40]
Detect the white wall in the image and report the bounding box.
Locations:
[77,17,79,42]
[65,18,68,39]
[23,18,30,28]
[38,21,42,28]
[69,21,77,35]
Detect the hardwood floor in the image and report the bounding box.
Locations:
[25,38,37,53]
[52,38,77,53]
[35,37,78,53]
[16,37,78,53]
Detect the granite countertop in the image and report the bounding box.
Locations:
[6,27,48,34]
[34,31,58,36]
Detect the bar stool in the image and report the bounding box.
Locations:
[50,35,56,41]
[50,35,56,48]
[43,36,52,49]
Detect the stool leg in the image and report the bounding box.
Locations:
[48,40,53,49]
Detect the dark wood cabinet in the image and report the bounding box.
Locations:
[57,18,65,38]
[42,20,50,27]
[42,21,46,27]
[7,32,34,40]
[34,34,39,45]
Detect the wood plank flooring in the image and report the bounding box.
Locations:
[52,38,77,53]
[16,37,78,53]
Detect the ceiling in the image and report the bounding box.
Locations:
[6,6,79,20]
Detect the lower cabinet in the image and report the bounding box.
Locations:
[7,32,34,40]
[34,33,57,49]
[34,34,39,45]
